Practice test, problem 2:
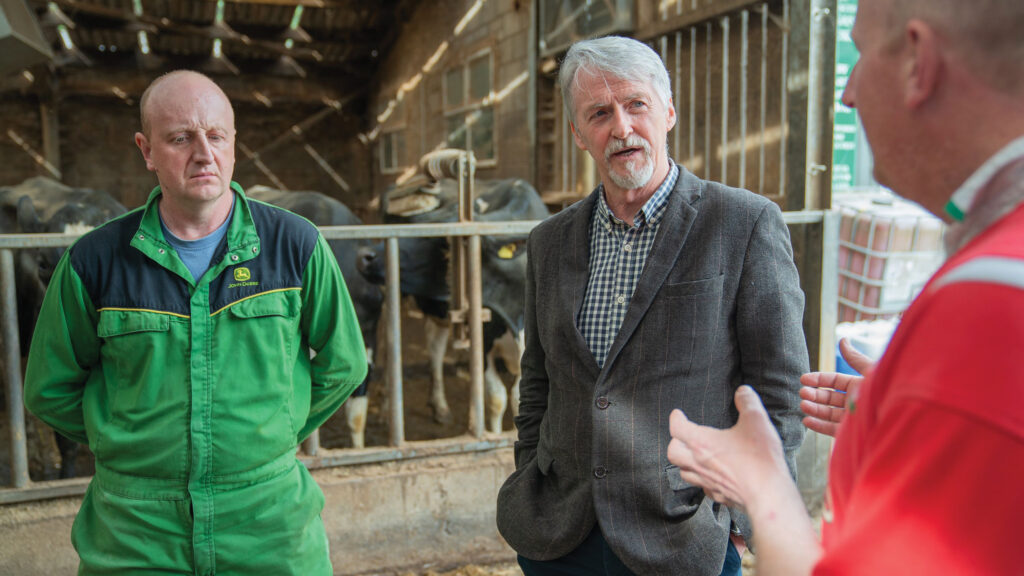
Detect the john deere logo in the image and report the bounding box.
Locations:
[234,267,251,282]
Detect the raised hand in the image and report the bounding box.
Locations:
[667,386,788,511]
[798,338,875,437]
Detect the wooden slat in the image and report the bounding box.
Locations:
[637,0,764,41]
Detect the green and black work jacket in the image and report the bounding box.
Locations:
[24,182,367,575]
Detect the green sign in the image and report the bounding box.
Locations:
[833,0,859,191]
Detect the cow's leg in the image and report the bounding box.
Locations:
[484,350,507,433]
[424,318,452,424]
[56,434,79,478]
[345,345,374,449]
[508,329,524,419]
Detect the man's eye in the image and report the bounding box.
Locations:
[631,101,647,109]
[173,136,188,144]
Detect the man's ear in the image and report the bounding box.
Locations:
[570,121,587,151]
[665,98,677,132]
[134,132,156,172]
[903,19,940,109]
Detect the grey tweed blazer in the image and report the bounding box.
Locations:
[496,165,808,575]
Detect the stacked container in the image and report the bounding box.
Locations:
[836,194,945,322]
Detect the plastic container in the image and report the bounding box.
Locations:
[835,318,899,375]
[836,195,945,322]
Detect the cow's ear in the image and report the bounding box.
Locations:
[16,196,43,233]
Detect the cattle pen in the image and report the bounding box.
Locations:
[0,207,835,498]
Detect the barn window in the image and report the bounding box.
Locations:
[380,130,406,173]
[443,50,495,164]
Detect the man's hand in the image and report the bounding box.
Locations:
[667,386,790,512]
[798,338,875,437]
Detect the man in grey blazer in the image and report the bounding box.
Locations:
[496,36,807,576]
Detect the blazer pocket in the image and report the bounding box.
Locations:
[662,274,725,299]
[664,464,705,519]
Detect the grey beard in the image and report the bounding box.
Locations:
[608,156,655,189]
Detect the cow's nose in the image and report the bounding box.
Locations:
[356,246,377,271]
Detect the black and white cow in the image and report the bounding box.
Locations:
[0,176,127,478]
[359,177,549,433]
[247,186,383,448]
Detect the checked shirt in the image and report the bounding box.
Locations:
[577,164,679,367]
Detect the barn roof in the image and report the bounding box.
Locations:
[11,0,422,108]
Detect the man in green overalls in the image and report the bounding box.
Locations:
[25,70,368,575]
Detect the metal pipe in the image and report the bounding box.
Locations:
[804,0,832,211]
[760,3,768,194]
[720,15,730,184]
[690,27,696,167]
[674,31,682,158]
[386,237,405,446]
[302,430,320,456]
[819,210,840,371]
[467,234,485,438]
[1,249,29,488]
[740,10,749,190]
[705,22,712,181]
[780,0,790,199]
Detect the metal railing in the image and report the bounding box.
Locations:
[0,210,832,504]
[0,220,538,504]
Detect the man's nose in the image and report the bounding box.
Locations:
[192,135,214,161]
[840,65,857,109]
[610,108,633,140]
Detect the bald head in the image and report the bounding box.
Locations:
[877,0,1024,93]
[139,70,235,137]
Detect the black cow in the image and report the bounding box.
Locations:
[247,186,383,448]
[359,177,549,433]
[0,176,127,478]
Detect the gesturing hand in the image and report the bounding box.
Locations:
[798,338,875,437]
[667,386,789,512]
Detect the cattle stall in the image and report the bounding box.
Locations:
[0,216,536,501]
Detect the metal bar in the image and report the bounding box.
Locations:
[302,430,320,456]
[0,214,829,247]
[804,0,832,211]
[561,106,569,193]
[303,143,350,193]
[638,0,764,41]
[760,3,768,194]
[739,10,749,190]
[1,250,29,489]
[0,221,544,248]
[780,0,790,199]
[720,16,730,183]
[527,0,538,185]
[705,22,712,180]
[385,237,404,447]
[0,435,517,505]
[819,210,840,371]
[0,214,820,247]
[467,234,485,438]
[674,31,682,157]
[690,27,696,167]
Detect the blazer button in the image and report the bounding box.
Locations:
[593,466,607,479]
[596,396,610,409]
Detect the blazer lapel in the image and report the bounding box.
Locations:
[601,166,704,374]
[558,190,601,378]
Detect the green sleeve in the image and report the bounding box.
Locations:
[297,234,368,441]
[23,252,100,445]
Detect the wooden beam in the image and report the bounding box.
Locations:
[636,0,766,41]
[56,67,356,106]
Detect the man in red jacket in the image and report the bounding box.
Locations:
[667,0,1024,574]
